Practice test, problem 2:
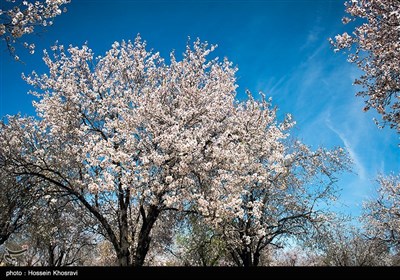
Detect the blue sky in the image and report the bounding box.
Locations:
[0,0,399,218]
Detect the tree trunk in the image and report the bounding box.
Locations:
[117,186,131,266]
[116,249,130,266]
[253,251,260,266]
[232,247,260,267]
[116,216,130,267]
[230,249,242,266]
[134,205,159,266]
[240,250,252,267]
[48,244,55,266]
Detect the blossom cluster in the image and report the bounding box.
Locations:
[0,0,70,59]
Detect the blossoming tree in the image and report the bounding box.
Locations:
[330,0,400,133]
[0,36,350,266]
[363,175,400,249]
[194,101,351,266]
[0,37,238,266]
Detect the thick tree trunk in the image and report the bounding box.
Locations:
[240,250,252,267]
[253,251,260,266]
[117,186,131,266]
[48,244,55,266]
[231,247,260,267]
[116,218,130,266]
[116,249,130,266]
[134,205,159,266]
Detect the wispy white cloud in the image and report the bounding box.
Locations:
[276,53,384,216]
[300,19,325,51]
[325,117,367,181]
[268,75,287,95]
